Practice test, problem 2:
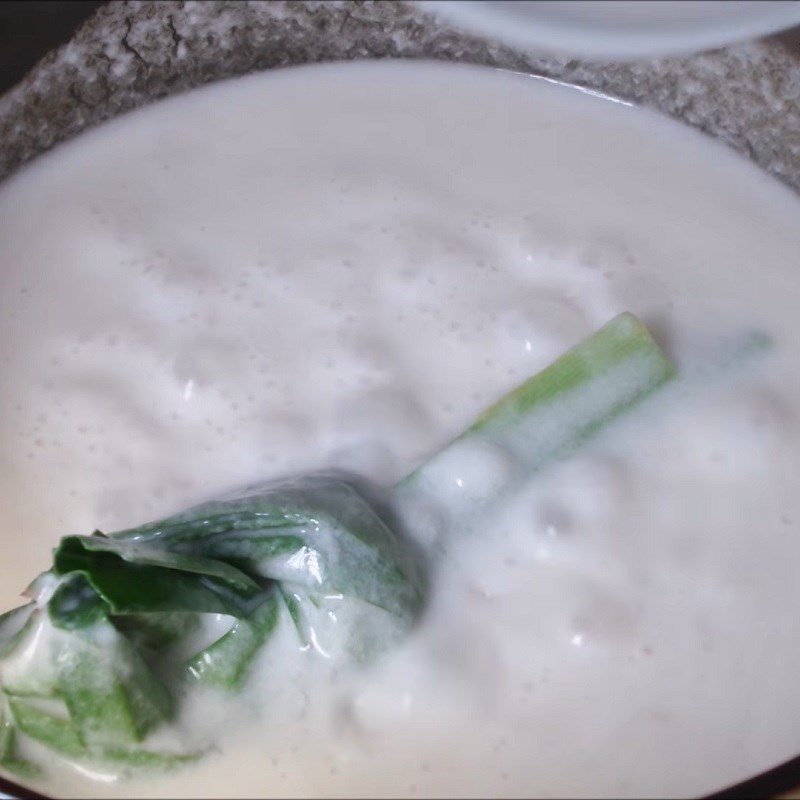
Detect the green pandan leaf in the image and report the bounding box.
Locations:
[0,610,58,699]
[279,586,312,647]
[241,476,424,620]
[0,710,13,759]
[107,476,424,620]
[112,502,312,546]
[61,535,260,594]
[48,575,172,745]
[116,514,305,543]
[395,312,676,527]
[0,602,36,658]
[48,573,107,630]
[116,476,424,621]
[0,710,42,779]
[6,697,191,775]
[99,745,199,771]
[58,639,170,745]
[181,533,306,562]
[8,697,86,758]
[0,755,42,779]
[278,587,409,663]
[186,589,280,690]
[112,612,201,653]
[53,539,258,619]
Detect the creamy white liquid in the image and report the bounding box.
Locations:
[1,61,799,799]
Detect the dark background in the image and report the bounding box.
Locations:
[0,1,104,95]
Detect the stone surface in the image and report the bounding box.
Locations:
[0,1,798,192]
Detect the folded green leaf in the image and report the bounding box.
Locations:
[186,589,280,689]
[0,711,12,760]
[8,697,86,758]
[279,586,312,647]
[0,609,58,699]
[48,572,108,631]
[200,477,424,618]
[98,746,199,771]
[0,603,35,658]
[61,534,260,593]
[113,504,309,545]
[0,754,41,780]
[53,539,259,619]
[51,585,172,745]
[0,711,41,779]
[112,612,201,653]
[6,697,193,774]
[109,476,424,621]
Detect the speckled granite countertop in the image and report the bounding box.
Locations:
[0,1,798,194]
